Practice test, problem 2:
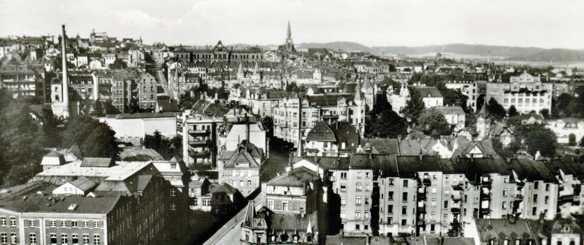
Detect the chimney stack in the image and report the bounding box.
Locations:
[297,95,303,157]
[61,25,69,109]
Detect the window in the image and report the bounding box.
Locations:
[364,225,369,230]
[93,235,100,245]
[29,233,36,245]
[0,217,5,226]
[388,191,394,200]
[355,197,362,205]
[401,219,406,226]
[387,205,393,214]
[402,206,407,215]
[532,207,537,216]
[268,199,274,209]
[545,184,550,191]
[403,180,408,187]
[9,234,15,244]
[282,202,288,211]
[340,172,347,180]
[82,235,89,245]
[71,221,78,227]
[50,234,57,244]
[72,234,79,245]
[534,182,539,189]
[1,233,7,244]
[533,194,538,202]
[50,220,57,227]
[387,217,392,224]
[340,185,347,192]
[444,201,448,208]
[355,224,360,230]
[61,234,68,245]
[8,217,15,227]
[431,224,436,232]
[402,192,408,202]
[356,211,361,218]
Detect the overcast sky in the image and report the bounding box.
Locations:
[1,0,583,49]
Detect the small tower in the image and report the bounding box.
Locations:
[476,103,490,140]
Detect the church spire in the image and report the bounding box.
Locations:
[286,21,292,43]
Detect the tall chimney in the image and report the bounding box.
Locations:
[245,113,250,143]
[61,25,69,109]
[297,95,303,157]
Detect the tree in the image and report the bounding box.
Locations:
[261,116,274,138]
[365,94,408,138]
[507,105,519,117]
[569,134,577,146]
[417,110,452,137]
[401,88,425,122]
[486,98,506,120]
[109,59,128,69]
[61,117,119,158]
[524,127,557,157]
[540,109,550,119]
[0,100,48,186]
[437,83,468,111]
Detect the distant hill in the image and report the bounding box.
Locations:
[293,42,584,63]
[297,41,373,53]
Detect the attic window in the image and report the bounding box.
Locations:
[67,203,78,211]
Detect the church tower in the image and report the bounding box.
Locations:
[283,21,296,53]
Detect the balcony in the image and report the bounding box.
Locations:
[189,140,209,147]
[189,150,211,158]
[558,195,575,205]
[189,130,210,136]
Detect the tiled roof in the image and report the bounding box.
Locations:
[266,166,319,187]
[81,157,113,168]
[306,121,336,142]
[476,219,539,243]
[69,177,97,192]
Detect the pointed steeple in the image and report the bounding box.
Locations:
[286,21,292,43]
[478,101,487,118]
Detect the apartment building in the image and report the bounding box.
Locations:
[217,142,263,197]
[273,88,366,145]
[264,166,321,216]
[486,71,553,114]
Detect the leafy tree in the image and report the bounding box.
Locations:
[365,94,408,138]
[401,88,425,122]
[524,126,557,157]
[417,110,452,137]
[486,98,506,120]
[144,131,181,159]
[437,83,468,111]
[61,117,119,158]
[261,116,274,138]
[0,100,48,186]
[569,134,577,146]
[109,59,128,69]
[540,109,550,119]
[507,105,519,117]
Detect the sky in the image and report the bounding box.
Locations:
[1,0,584,49]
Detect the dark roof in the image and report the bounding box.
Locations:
[0,182,121,214]
[306,94,353,107]
[270,212,318,232]
[413,86,442,98]
[306,121,336,142]
[81,157,113,168]
[366,138,400,154]
[330,121,360,148]
[266,167,319,187]
[476,219,540,243]
[507,158,555,182]
[105,112,177,119]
